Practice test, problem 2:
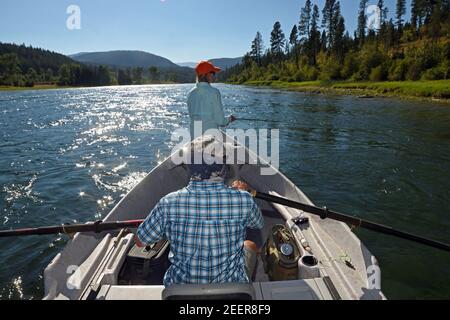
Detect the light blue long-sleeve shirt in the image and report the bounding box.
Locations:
[187,82,230,138]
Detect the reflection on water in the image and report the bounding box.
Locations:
[0,84,449,299]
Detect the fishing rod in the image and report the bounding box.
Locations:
[237,117,285,124]
[180,112,284,124]
[1,192,449,253]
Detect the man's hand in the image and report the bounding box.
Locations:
[232,180,251,191]
[134,234,146,248]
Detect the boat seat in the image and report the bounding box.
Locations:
[162,283,256,300]
[96,285,165,300]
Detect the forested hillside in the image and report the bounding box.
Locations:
[222,0,450,85]
[0,43,120,87]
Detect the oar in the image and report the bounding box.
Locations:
[0,220,144,238]
[250,190,450,253]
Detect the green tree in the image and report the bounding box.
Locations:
[25,67,38,87]
[250,31,264,66]
[44,68,54,82]
[334,14,346,61]
[299,0,312,41]
[289,25,299,65]
[97,65,112,86]
[118,69,132,85]
[320,30,327,52]
[411,0,422,29]
[58,64,71,86]
[377,0,388,30]
[270,22,286,58]
[322,0,339,50]
[149,66,159,82]
[289,25,298,48]
[428,4,442,39]
[357,0,369,46]
[310,5,321,65]
[132,67,144,84]
[0,53,21,85]
[396,0,406,31]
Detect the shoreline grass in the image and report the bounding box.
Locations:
[0,84,75,91]
[231,80,450,103]
[0,81,184,92]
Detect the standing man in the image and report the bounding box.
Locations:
[187,61,236,139]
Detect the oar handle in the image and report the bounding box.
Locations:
[0,220,144,238]
[251,190,450,253]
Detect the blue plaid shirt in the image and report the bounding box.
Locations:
[137,180,264,287]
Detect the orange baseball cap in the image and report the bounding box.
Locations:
[195,61,221,76]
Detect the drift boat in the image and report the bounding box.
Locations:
[43,135,385,300]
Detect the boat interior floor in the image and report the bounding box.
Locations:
[247,209,285,282]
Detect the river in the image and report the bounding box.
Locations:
[0,84,449,299]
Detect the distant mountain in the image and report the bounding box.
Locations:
[209,57,242,70]
[69,50,196,83]
[177,62,197,68]
[69,50,180,69]
[176,57,242,70]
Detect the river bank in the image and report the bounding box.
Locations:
[231,80,450,103]
[0,84,75,91]
[3,80,449,104]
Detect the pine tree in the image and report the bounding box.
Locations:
[396,0,406,31]
[428,3,442,39]
[442,0,450,27]
[411,0,419,28]
[149,66,159,82]
[385,19,396,47]
[377,0,388,28]
[289,25,298,47]
[335,15,346,61]
[423,0,436,24]
[357,0,369,47]
[320,30,328,52]
[322,0,338,50]
[332,2,345,56]
[412,0,431,29]
[310,5,321,65]
[270,21,286,57]
[443,0,450,14]
[299,0,312,41]
[250,31,264,66]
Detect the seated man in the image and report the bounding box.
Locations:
[135,160,263,287]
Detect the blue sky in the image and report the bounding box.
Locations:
[0,0,411,63]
